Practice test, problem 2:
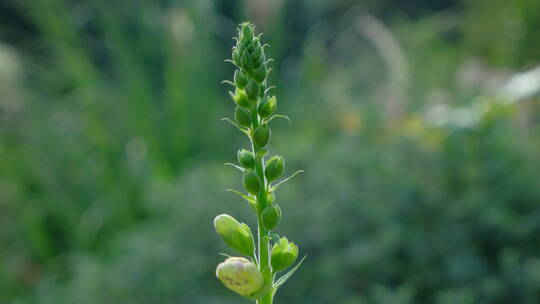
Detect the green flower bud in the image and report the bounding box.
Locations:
[229,88,250,108]
[232,49,241,66]
[261,204,281,230]
[234,69,248,89]
[251,42,263,62]
[241,23,254,42]
[245,79,260,101]
[237,149,255,169]
[241,52,254,71]
[271,237,298,272]
[214,214,255,256]
[253,124,270,147]
[258,96,276,118]
[265,155,284,182]
[248,40,256,53]
[216,257,263,296]
[243,170,261,194]
[253,63,267,83]
[258,82,267,98]
[235,107,252,127]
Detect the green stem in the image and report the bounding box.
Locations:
[256,220,273,304]
[252,105,273,304]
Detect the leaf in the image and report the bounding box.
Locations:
[265,114,291,124]
[224,162,245,172]
[223,59,237,67]
[270,170,304,191]
[264,85,276,95]
[274,255,307,289]
[225,189,255,203]
[221,118,250,136]
[226,189,258,212]
[221,80,235,87]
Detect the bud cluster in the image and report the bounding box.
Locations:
[214,22,304,303]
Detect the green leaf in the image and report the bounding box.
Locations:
[264,85,276,95]
[221,118,251,136]
[274,255,307,289]
[223,59,237,67]
[265,114,291,124]
[220,80,236,87]
[270,170,304,191]
[224,162,245,172]
[226,189,257,212]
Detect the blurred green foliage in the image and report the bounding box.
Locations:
[1,0,540,303]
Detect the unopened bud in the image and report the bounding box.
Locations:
[253,124,270,147]
[237,149,255,169]
[253,63,267,83]
[265,155,284,182]
[241,23,254,42]
[241,52,254,71]
[232,49,241,66]
[214,214,255,256]
[245,79,260,101]
[251,42,263,62]
[271,237,298,272]
[229,88,250,108]
[248,41,256,53]
[234,69,248,89]
[258,96,276,118]
[261,204,281,230]
[216,257,263,296]
[243,170,261,194]
[235,107,252,127]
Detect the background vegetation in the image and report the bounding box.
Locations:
[1,0,540,303]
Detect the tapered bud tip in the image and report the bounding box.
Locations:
[216,257,264,296]
[214,214,238,232]
[232,49,241,66]
[240,22,255,42]
[271,237,299,272]
[265,155,284,182]
[243,170,261,195]
[261,204,281,230]
[214,214,255,257]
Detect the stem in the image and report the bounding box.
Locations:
[252,104,273,304]
[257,220,273,304]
